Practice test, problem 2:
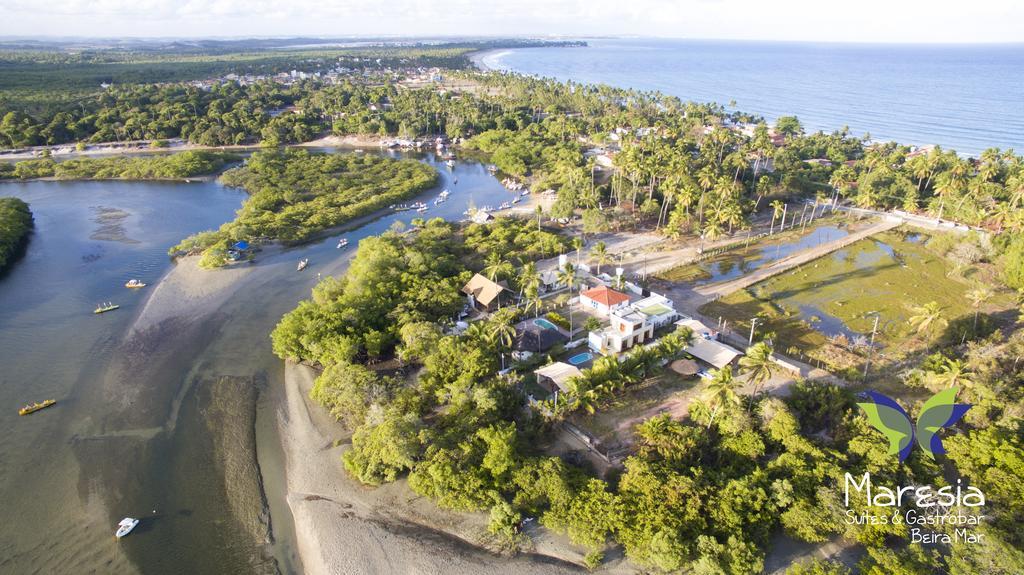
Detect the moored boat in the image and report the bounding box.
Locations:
[297,258,309,271]
[19,399,56,416]
[94,302,119,314]
[337,238,349,249]
[115,518,139,539]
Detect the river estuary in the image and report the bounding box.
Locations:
[0,150,518,574]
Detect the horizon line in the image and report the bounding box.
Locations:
[1,34,1022,47]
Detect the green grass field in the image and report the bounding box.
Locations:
[701,229,1014,364]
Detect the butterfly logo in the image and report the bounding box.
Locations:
[857,387,971,462]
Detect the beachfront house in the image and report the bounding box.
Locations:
[587,292,679,356]
[534,362,583,398]
[589,309,655,355]
[630,294,680,328]
[462,273,508,312]
[675,318,741,369]
[580,285,630,317]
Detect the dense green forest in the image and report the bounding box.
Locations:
[0,39,581,114]
[170,149,438,267]
[0,197,33,273]
[273,217,1024,573]
[0,150,237,180]
[271,217,568,363]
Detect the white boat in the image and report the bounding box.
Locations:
[115,517,139,539]
[445,159,455,168]
[297,258,309,271]
[438,189,450,199]
[336,238,348,249]
[417,206,429,213]
[124,279,147,289]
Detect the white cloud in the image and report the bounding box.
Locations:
[0,0,1022,43]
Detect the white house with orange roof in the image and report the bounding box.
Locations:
[579,285,630,317]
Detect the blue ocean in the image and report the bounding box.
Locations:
[480,38,1024,156]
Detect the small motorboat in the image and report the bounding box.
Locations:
[94,302,119,314]
[19,399,56,416]
[297,259,309,272]
[115,518,139,539]
[445,159,455,168]
[124,279,146,289]
[416,206,429,213]
[337,238,348,249]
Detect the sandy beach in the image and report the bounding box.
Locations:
[280,362,597,575]
[122,248,593,574]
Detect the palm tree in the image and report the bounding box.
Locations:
[518,261,539,299]
[769,200,784,234]
[699,218,724,253]
[704,366,742,428]
[484,252,513,282]
[523,284,543,319]
[966,286,993,332]
[464,321,488,342]
[488,309,517,349]
[933,358,973,389]
[557,262,579,294]
[590,241,611,275]
[572,237,584,267]
[738,341,776,411]
[488,310,517,369]
[908,301,948,337]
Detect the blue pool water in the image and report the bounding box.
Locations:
[534,318,558,331]
[568,352,594,366]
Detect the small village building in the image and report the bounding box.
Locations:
[515,322,567,353]
[534,362,583,396]
[462,273,508,311]
[539,270,561,292]
[589,309,655,355]
[631,294,679,328]
[675,319,742,369]
[580,285,631,317]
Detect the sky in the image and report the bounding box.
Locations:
[1,0,1023,44]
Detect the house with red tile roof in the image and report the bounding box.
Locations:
[579,285,630,317]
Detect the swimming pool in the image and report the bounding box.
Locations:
[534,318,558,331]
[568,352,593,366]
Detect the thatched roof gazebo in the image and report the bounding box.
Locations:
[670,359,700,376]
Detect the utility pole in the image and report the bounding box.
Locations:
[781,204,788,231]
[748,317,758,346]
[863,313,880,378]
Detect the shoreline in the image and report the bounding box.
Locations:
[469,49,508,72]
[279,361,591,575]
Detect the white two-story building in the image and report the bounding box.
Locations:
[587,292,680,355]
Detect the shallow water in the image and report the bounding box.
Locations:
[696,224,849,285]
[0,151,516,574]
[0,180,247,574]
